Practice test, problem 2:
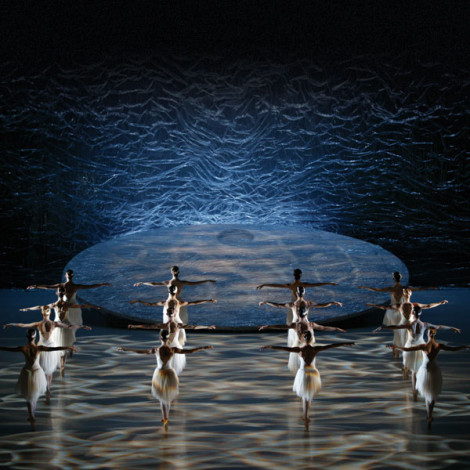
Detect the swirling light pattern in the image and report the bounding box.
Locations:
[1,53,468,286]
[0,329,469,469]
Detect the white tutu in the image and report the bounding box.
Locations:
[393,312,408,348]
[402,326,425,373]
[151,357,179,405]
[287,329,297,347]
[52,306,75,355]
[68,293,83,325]
[164,307,187,346]
[293,361,322,402]
[176,294,188,325]
[288,332,311,374]
[383,308,401,326]
[169,337,186,376]
[416,355,442,402]
[16,357,47,403]
[67,306,82,326]
[38,335,61,376]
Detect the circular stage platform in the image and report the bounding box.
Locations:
[65,224,408,328]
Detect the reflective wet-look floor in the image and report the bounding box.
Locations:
[1,328,469,469]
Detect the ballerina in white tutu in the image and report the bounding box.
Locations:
[117,329,212,426]
[360,271,436,357]
[0,329,77,426]
[27,269,110,327]
[134,265,216,325]
[378,305,460,399]
[388,327,469,428]
[256,268,338,297]
[4,305,91,401]
[28,286,99,372]
[370,290,448,376]
[130,285,216,346]
[128,306,215,375]
[259,302,346,373]
[261,331,354,424]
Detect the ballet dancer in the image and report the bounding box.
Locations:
[0,329,77,426]
[261,331,354,424]
[128,306,215,375]
[377,305,460,398]
[388,328,469,428]
[133,265,216,324]
[4,305,91,400]
[130,285,216,346]
[259,303,346,372]
[369,289,448,366]
[27,269,110,326]
[36,286,99,371]
[256,268,338,298]
[360,271,437,336]
[259,285,342,324]
[117,329,212,426]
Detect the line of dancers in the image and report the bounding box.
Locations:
[1,270,108,426]
[1,267,468,430]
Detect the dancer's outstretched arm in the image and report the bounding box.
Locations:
[4,321,41,329]
[129,300,166,307]
[117,346,156,354]
[133,281,166,287]
[19,304,54,311]
[256,283,291,290]
[314,342,355,352]
[414,300,448,309]
[182,324,216,330]
[373,323,411,333]
[74,282,111,289]
[259,301,291,308]
[128,323,166,330]
[309,301,342,308]
[183,299,217,306]
[40,345,78,353]
[310,322,346,333]
[179,279,216,286]
[27,283,61,290]
[173,345,213,354]
[259,324,292,331]
[387,344,426,352]
[302,282,338,287]
[423,322,460,333]
[260,345,301,352]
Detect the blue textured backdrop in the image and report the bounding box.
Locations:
[1,3,468,287]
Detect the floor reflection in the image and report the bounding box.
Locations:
[1,330,470,469]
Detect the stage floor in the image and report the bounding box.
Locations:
[64,224,408,327]
[1,289,469,469]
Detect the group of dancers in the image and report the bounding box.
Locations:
[1,270,109,425]
[1,267,468,430]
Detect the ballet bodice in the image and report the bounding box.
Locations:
[156,353,173,370]
[390,292,405,305]
[24,354,42,372]
[410,320,426,342]
[55,305,71,323]
[299,356,316,370]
